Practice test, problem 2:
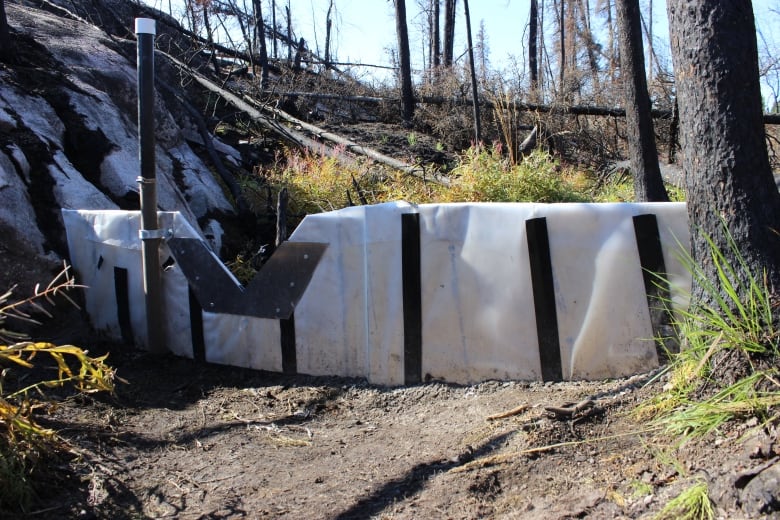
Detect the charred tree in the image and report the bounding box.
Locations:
[668,0,780,306]
[253,0,269,87]
[271,0,277,59]
[558,0,565,92]
[395,0,415,124]
[463,0,481,142]
[432,0,440,69]
[286,2,292,62]
[200,0,221,75]
[615,0,668,201]
[0,0,12,63]
[443,0,456,67]
[324,0,333,69]
[578,0,600,93]
[529,0,539,93]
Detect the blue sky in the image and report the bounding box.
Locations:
[292,1,780,93]
[144,0,780,102]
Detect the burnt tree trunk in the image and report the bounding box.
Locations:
[271,0,277,59]
[443,0,456,67]
[202,4,221,75]
[667,0,780,306]
[286,3,292,62]
[324,0,333,69]
[558,0,565,92]
[432,0,440,69]
[395,0,415,124]
[463,0,481,142]
[615,0,668,202]
[529,0,538,93]
[253,0,269,88]
[0,0,12,63]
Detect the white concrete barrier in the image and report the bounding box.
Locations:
[63,201,691,385]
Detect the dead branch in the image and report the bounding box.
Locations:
[241,94,449,185]
[485,403,529,421]
[159,50,447,185]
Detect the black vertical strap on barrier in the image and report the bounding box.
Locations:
[113,267,133,345]
[280,315,297,374]
[402,213,423,385]
[526,217,563,382]
[188,286,205,362]
[632,213,673,363]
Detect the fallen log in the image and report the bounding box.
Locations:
[240,94,449,186]
[275,91,780,125]
[160,51,448,185]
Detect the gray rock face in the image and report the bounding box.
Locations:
[740,461,780,517]
[0,2,236,266]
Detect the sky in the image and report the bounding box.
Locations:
[303,1,779,84]
[145,0,780,102]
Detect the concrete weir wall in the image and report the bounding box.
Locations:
[63,202,691,385]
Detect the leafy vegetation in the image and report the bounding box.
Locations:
[0,268,116,513]
[636,224,779,445]
[250,143,665,230]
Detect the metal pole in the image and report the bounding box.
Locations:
[136,18,165,354]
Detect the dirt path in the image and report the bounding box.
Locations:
[28,350,772,519]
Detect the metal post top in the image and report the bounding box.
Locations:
[135,18,156,35]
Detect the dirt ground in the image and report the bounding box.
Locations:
[14,342,775,520]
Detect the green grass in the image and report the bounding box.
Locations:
[655,479,714,520]
[251,145,597,220]
[637,220,779,440]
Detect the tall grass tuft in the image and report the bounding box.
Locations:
[655,479,714,520]
[636,223,779,443]
[439,145,589,203]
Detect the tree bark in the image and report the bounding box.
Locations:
[558,0,565,91]
[432,0,440,69]
[324,0,333,69]
[463,0,481,142]
[201,2,221,75]
[395,0,415,124]
[578,0,600,93]
[271,0,277,59]
[529,0,538,93]
[443,0,456,67]
[286,3,292,62]
[667,0,780,306]
[0,0,12,63]
[615,0,668,202]
[253,0,268,88]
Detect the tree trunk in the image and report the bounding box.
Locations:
[395,0,415,124]
[615,0,668,202]
[463,0,481,142]
[202,3,221,75]
[0,0,12,63]
[432,0,440,68]
[443,0,456,67]
[286,3,292,62]
[558,0,565,93]
[529,0,538,93]
[578,0,600,93]
[293,37,305,71]
[253,0,269,88]
[324,0,333,69]
[667,0,780,306]
[270,0,277,60]
[646,0,653,84]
